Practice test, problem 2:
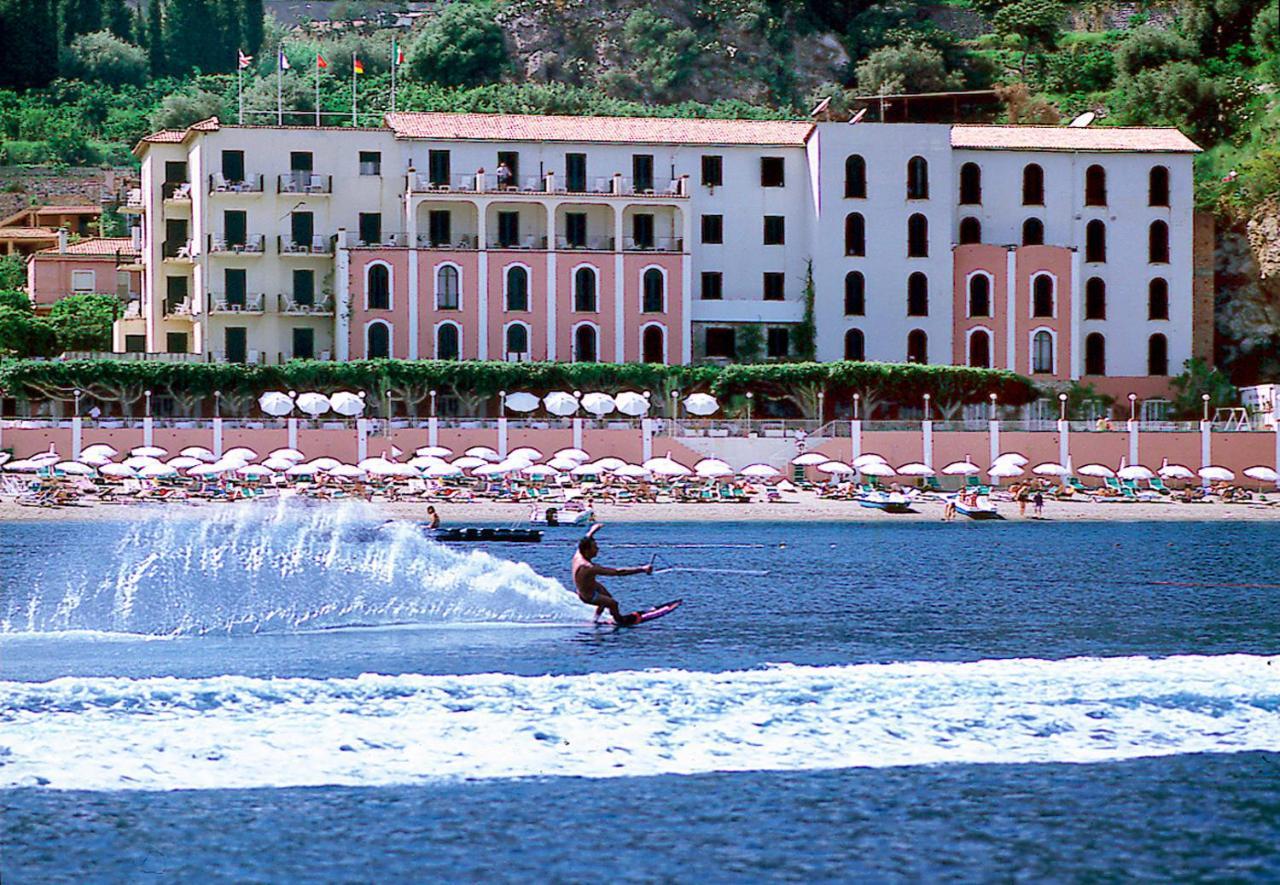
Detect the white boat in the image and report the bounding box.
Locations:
[530,505,594,526]
[955,495,1002,520]
[858,490,914,513]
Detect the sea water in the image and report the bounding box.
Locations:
[2,503,1279,880]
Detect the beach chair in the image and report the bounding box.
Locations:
[965,476,981,489]
[923,476,944,494]
[1148,477,1171,495]
[1068,476,1086,493]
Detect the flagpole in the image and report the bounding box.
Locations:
[238,57,243,124]
[351,52,357,126]
[391,40,397,114]
[315,55,320,126]
[276,44,283,126]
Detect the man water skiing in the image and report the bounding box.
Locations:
[571,523,652,625]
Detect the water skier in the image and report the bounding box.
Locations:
[571,523,651,625]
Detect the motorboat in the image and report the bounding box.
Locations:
[529,505,594,526]
[857,490,914,513]
[954,495,1002,520]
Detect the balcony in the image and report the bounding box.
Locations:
[486,235,549,250]
[162,181,192,202]
[121,188,144,214]
[340,230,411,249]
[163,298,196,317]
[208,234,266,255]
[278,235,334,257]
[208,293,266,314]
[209,173,264,194]
[277,294,335,315]
[409,172,689,199]
[161,239,196,261]
[554,236,616,251]
[278,172,332,195]
[622,236,684,252]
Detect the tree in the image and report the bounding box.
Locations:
[146,0,165,76]
[241,71,315,126]
[164,0,225,75]
[0,0,60,89]
[1169,358,1237,419]
[605,10,699,102]
[149,88,225,130]
[61,0,103,43]
[1119,62,1251,143]
[103,0,131,39]
[0,289,30,310]
[992,0,1063,74]
[1254,3,1279,78]
[64,30,149,86]
[407,3,508,88]
[0,308,58,357]
[855,42,960,94]
[239,0,264,56]
[795,261,816,361]
[0,255,26,290]
[47,293,121,352]
[1114,26,1194,80]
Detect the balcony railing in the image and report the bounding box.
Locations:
[161,239,195,260]
[622,236,684,252]
[122,188,144,213]
[162,181,192,201]
[340,230,411,248]
[554,236,616,251]
[208,293,266,314]
[163,298,195,317]
[486,235,549,250]
[278,172,332,194]
[277,294,335,315]
[278,235,334,256]
[208,234,266,254]
[408,171,689,198]
[416,234,481,250]
[209,173,265,194]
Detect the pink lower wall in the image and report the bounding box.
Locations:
[1015,246,1073,381]
[953,244,1008,368]
[486,251,547,361]
[621,253,683,363]
[349,250,413,359]
[28,255,139,309]
[557,253,617,362]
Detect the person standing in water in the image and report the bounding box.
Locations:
[572,523,651,625]
[426,506,441,529]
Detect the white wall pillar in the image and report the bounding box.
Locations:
[613,205,625,361]
[71,416,82,460]
[1200,420,1211,468]
[680,204,693,364]
[1005,249,1017,371]
[642,418,653,461]
[850,420,862,465]
[212,417,223,457]
[335,230,351,360]
[143,416,153,447]
[573,417,583,451]
[497,417,508,457]
[546,247,558,360]
[1069,249,1083,380]
[1128,419,1139,466]
[988,419,1000,465]
[357,418,368,462]
[428,416,438,447]
[1057,419,1070,471]
[476,207,488,359]
[288,417,298,451]
[922,420,933,467]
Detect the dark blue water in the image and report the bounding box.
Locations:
[3,512,1279,881]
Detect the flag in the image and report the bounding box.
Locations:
[316,54,327,69]
[238,50,252,70]
[396,44,404,66]
[279,48,290,70]
[353,57,364,75]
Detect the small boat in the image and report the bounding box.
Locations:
[858,491,914,513]
[529,505,594,526]
[430,526,544,543]
[955,496,1002,520]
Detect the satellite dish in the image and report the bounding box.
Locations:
[848,108,867,125]
[1068,112,1095,128]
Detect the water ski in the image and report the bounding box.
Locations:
[614,598,682,628]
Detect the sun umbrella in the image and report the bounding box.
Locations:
[791,452,828,467]
[422,462,462,478]
[285,463,320,477]
[210,459,247,474]
[1198,465,1235,482]
[852,453,889,469]
[1078,463,1116,479]
[376,462,419,478]
[1243,465,1279,484]
[992,452,1029,467]
[261,457,296,472]
[859,462,895,477]
[131,445,168,458]
[464,446,500,461]
[3,460,42,473]
[740,463,781,478]
[581,392,616,417]
[451,456,488,470]
[78,453,113,467]
[295,392,331,417]
[694,458,734,478]
[258,391,294,417]
[166,456,204,470]
[328,391,365,417]
[473,463,512,477]
[546,456,581,471]
[122,455,163,470]
[554,448,590,462]
[180,446,217,462]
[137,463,177,478]
[682,393,718,416]
[237,464,276,478]
[503,392,540,413]
[221,447,257,463]
[644,456,693,477]
[591,457,626,471]
[776,480,797,492]
[99,463,136,478]
[615,464,652,479]
[521,464,561,477]
[307,457,341,471]
[358,457,394,471]
[416,445,453,458]
[1032,462,1070,477]
[328,464,367,479]
[269,448,306,462]
[1118,465,1155,481]
[543,391,578,416]
[54,461,95,475]
[942,458,981,476]
[1158,463,1195,479]
[988,462,1024,478]
[570,463,605,476]
[81,443,118,458]
[818,460,856,475]
[896,462,935,477]
[407,455,445,470]
[508,446,543,462]
[614,391,650,416]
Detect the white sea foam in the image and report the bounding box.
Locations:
[2,654,1277,791]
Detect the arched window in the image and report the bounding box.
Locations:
[959,217,981,244]
[844,271,865,316]
[1085,277,1106,319]
[906,329,928,364]
[436,323,459,360]
[1085,332,1106,376]
[906,156,929,200]
[1148,220,1169,263]
[1086,220,1107,263]
[505,323,529,358]
[844,155,866,198]
[1148,333,1168,375]
[907,213,928,257]
[844,328,865,361]
[1022,218,1044,246]
[959,162,981,205]
[366,322,390,358]
[1032,330,1053,374]
[968,274,990,317]
[1085,164,1107,206]
[436,265,459,310]
[642,325,664,363]
[969,329,991,368]
[907,272,928,316]
[367,263,390,310]
[1149,166,1170,207]
[642,268,664,313]
[1148,278,1169,320]
[573,267,597,312]
[505,266,529,311]
[1032,275,1054,318]
[845,212,865,256]
[1022,163,1044,205]
[574,324,598,362]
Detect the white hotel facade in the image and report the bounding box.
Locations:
[120,112,1208,401]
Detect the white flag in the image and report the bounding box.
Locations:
[279,48,291,71]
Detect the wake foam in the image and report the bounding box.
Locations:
[2,654,1277,791]
[2,501,579,636]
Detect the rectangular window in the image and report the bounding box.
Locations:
[565,212,587,248]
[290,211,314,248]
[289,152,313,173]
[760,157,785,187]
[763,215,785,245]
[700,271,723,300]
[358,212,382,246]
[70,269,96,292]
[763,272,785,301]
[224,210,247,247]
[428,210,451,247]
[165,275,188,311]
[164,160,188,183]
[633,155,654,192]
[705,327,736,358]
[125,334,146,353]
[116,270,132,298]
[428,150,450,187]
[632,213,654,249]
[225,268,246,306]
[359,151,381,176]
[292,327,315,360]
[292,269,314,306]
[224,327,247,364]
[566,153,587,192]
[163,219,188,256]
[221,150,245,183]
[166,332,188,354]
[701,214,723,244]
[497,151,519,184]
[701,155,723,188]
[497,211,519,247]
[766,327,789,358]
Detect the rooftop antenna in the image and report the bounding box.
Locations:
[1068,111,1096,128]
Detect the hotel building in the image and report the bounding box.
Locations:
[116,112,1207,399]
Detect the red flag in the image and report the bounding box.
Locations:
[353,57,365,75]
[397,46,405,65]
[316,54,328,69]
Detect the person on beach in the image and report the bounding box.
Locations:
[572,523,652,625]
[426,505,441,529]
[1033,491,1044,517]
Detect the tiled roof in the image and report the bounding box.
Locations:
[37,237,137,257]
[33,205,101,216]
[385,112,815,146]
[0,227,57,238]
[140,129,187,144]
[951,125,1201,153]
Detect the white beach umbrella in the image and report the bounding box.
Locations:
[473,463,512,477]
[54,460,95,475]
[644,456,693,477]
[222,447,257,463]
[682,393,719,416]
[137,463,177,478]
[379,462,420,478]
[295,392,331,417]
[543,391,579,416]
[285,463,320,477]
[258,391,294,417]
[237,464,276,478]
[166,456,204,470]
[210,458,247,474]
[776,479,797,492]
[546,456,581,471]
[495,457,533,473]
[1198,465,1235,482]
[740,463,781,479]
[268,448,306,462]
[1118,464,1155,481]
[358,457,394,471]
[942,458,981,476]
[416,445,453,458]
[896,462,935,477]
[1078,463,1116,479]
[451,456,489,470]
[791,452,829,467]
[581,392,616,416]
[180,446,217,462]
[817,460,856,475]
[615,463,652,479]
[131,445,168,458]
[261,457,297,472]
[3,460,42,473]
[99,463,136,478]
[307,457,341,471]
[614,391,650,416]
[591,457,627,471]
[464,446,501,462]
[1032,462,1070,477]
[1158,463,1195,480]
[408,455,446,470]
[329,391,366,417]
[503,391,540,413]
[422,462,463,478]
[554,447,590,462]
[508,446,543,462]
[852,453,889,469]
[81,443,118,458]
[1243,465,1279,484]
[570,462,605,476]
[122,455,163,470]
[993,452,1029,467]
[521,464,561,478]
[858,462,896,477]
[328,464,367,479]
[694,458,734,478]
[988,462,1024,479]
[78,453,113,467]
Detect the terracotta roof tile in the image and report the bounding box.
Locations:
[141,129,187,144]
[33,205,101,216]
[385,112,814,146]
[36,237,137,257]
[0,227,57,238]
[951,125,1200,153]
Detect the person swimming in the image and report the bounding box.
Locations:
[571,523,651,625]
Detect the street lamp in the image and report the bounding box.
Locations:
[1202,393,1211,422]
[989,392,997,420]
[214,390,221,418]
[671,389,679,418]
[498,389,506,415]
[429,389,437,418]
[817,390,825,423]
[73,388,81,418]
[1058,392,1068,421]
[1128,392,1137,422]
[745,391,754,431]
[144,389,152,418]
[923,392,931,420]
[386,390,393,420]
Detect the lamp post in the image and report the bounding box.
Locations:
[144,389,152,418]
[1201,393,1210,422]
[745,391,754,433]
[1059,392,1068,421]
[923,392,931,420]
[73,388,81,418]
[671,389,679,419]
[214,391,222,418]
[498,389,506,415]
[989,392,997,420]
[817,390,825,424]
[1128,392,1137,423]
[429,389,437,418]
[853,393,860,421]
